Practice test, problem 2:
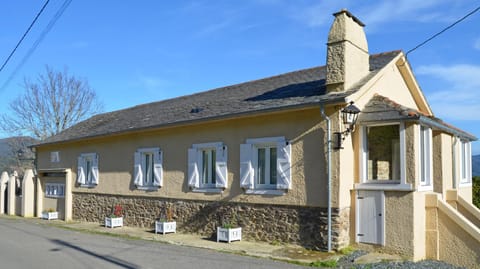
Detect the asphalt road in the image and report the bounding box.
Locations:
[0,218,303,269]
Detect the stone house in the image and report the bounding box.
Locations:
[32,10,480,267]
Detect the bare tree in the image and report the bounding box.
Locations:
[0,66,103,140]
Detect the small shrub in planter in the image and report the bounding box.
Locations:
[217,217,241,243]
[155,206,176,234]
[41,208,58,220]
[105,204,123,228]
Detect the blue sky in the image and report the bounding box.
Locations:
[0,1,479,153]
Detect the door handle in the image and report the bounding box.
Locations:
[378,213,382,216]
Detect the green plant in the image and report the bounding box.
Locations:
[310,259,337,268]
[42,208,55,213]
[473,176,480,209]
[338,245,355,255]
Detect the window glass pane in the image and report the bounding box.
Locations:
[367,125,400,181]
[202,150,208,184]
[86,158,92,184]
[257,148,266,184]
[144,153,154,185]
[211,150,216,184]
[270,147,277,185]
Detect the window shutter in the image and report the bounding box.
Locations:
[277,141,292,190]
[188,148,199,188]
[215,145,228,189]
[77,156,85,185]
[91,154,99,185]
[240,143,254,189]
[153,150,163,187]
[133,151,143,187]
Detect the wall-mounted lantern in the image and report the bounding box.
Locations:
[334,101,361,149]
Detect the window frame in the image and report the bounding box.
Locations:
[357,122,413,191]
[135,147,162,190]
[188,142,227,193]
[241,136,291,195]
[459,139,472,186]
[45,183,65,198]
[418,125,433,191]
[78,153,98,187]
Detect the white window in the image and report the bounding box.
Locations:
[358,123,412,191]
[240,137,291,195]
[418,126,433,191]
[77,153,99,187]
[50,151,60,163]
[45,183,65,198]
[188,142,227,192]
[134,148,163,189]
[459,140,472,185]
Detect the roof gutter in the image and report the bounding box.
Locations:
[320,104,332,252]
[419,116,477,141]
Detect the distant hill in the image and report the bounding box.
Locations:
[473,155,480,177]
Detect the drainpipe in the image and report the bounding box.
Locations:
[320,104,332,252]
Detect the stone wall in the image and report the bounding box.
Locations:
[73,192,349,250]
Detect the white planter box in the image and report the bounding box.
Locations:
[105,217,123,228]
[41,211,58,220]
[155,221,176,235]
[217,227,242,243]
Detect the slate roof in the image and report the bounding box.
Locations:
[36,51,401,146]
[359,94,477,140]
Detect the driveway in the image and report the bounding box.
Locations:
[0,217,303,269]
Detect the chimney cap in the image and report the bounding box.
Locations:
[333,9,365,27]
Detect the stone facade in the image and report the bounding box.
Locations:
[73,192,349,250]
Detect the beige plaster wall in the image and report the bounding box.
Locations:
[412,191,426,260]
[383,191,414,257]
[353,60,419,113]
[432,132,454,196]
[438,209,480,268]
[36,108,329,207]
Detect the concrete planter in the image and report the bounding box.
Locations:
[41,211,58,220]
[105,217,123,228]
[217,227,242,243]
[155,221,176,235]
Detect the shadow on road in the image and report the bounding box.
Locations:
[50,239,139,269]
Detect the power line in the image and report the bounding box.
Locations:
[406,5,480,56]
[0,0,73,92]
[0,0,51,73]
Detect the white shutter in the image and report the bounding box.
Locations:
[188,148,199,188]
[215,145,228,189]
[153,150,163,187]
[240,143,254,189]
[277,141,292,190]
[133,151,143,187]
[77,156,86,185]
[91,154,99,185]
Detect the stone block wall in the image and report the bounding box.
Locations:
[73,192,349,250]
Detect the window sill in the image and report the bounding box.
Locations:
[136,186,159,191]
[245,189,285,196]
[79,184,97,188]
[418,184,433,192]
[355,183,413,191]
[459,182,472,188]
[191,188,223,193]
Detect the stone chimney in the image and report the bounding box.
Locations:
[326,9,369,93]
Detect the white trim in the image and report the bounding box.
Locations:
[355,183,414,191]
[136,186,159,191]
[418,126,433,191]
[399,122,406,185]
[459,140,472,187]
[245,189,285,195]
[191,188,223,193]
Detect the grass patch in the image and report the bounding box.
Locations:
[338,246,355,255]
[310,259,338,268]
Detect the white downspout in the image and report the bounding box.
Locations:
[320,104,332,252]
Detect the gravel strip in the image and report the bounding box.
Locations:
[335,251,466,269]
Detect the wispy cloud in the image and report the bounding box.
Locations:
[474,38,480,50]
[417,64,480,120]
[137,75,171,92]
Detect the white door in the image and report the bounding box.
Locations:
[356,190,384,245]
